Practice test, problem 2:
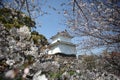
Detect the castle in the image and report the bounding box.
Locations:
[48,30,77,55]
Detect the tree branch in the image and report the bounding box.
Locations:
[74,0,88,21]
[25,0,31,17]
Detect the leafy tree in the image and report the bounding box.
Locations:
[31,31,48,46]
[0,8,35,29]
[0,0,48,29]
[0,7,49,46]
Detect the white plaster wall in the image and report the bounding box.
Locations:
[58,44,76,55]
[51,45,61,54]
[48,45,61,54]
[48,44,76,55]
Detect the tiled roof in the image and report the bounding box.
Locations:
[51,30,73,39]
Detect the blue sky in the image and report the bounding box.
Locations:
[34,0,69,39]
[33,0,106,54]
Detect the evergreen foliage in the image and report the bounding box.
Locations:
[31,31,48,46]
[0,8,35,29]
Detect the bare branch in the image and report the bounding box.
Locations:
[25,0,31,17]
[74,0,88,21]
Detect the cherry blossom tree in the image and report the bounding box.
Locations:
[65,0,120,52]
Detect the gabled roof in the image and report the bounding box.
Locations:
[51,30,73,39]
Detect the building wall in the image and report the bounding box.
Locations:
[48,44,76,55]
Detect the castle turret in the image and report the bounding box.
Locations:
[48,30,77,55]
